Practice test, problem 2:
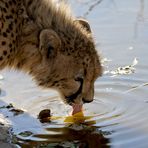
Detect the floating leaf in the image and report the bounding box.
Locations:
[64,112,95,125]
[18,131,33,137]
[10,108,24,116]
[0,103,14,109]
[64,111,85,123]
[108,58,138,76]
[38,109,51,123]
[6,103,14,109]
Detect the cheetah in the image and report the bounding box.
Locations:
[0,0,102,107]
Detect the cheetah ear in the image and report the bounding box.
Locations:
[75,19,91,33]
[39,29,61,59]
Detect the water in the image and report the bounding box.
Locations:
[0,0,148,147]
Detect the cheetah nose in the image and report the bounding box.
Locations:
[82,98,93,103]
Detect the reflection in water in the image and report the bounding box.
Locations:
[0,0,148,147]
[17,125,110,148]
[0,99,109,148]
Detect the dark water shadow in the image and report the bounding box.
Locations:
[19,126,110,148]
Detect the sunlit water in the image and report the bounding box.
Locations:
[0,0,148,148]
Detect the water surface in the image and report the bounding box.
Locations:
[0,0,148,147]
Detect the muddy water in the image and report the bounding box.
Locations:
[0,0,148,148]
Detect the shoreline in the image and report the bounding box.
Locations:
[0,105,17,148]
[0,122,17,148]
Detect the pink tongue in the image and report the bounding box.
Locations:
[72,103,83,115]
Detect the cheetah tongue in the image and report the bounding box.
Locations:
[72,103,83,115]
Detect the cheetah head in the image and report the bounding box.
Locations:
[36,19,102,105]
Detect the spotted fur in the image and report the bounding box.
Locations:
[0,0,102,105]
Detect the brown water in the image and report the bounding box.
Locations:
[0,0,148,147]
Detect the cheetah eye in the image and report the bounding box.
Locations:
[74,77,83,82]
[75,70,84,82]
